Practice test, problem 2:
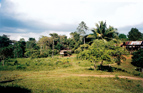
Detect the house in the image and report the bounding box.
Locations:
[121,41,143,51]
[60,50,72,57]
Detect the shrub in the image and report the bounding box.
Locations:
[14,60,18,65]
[132,49,143,72]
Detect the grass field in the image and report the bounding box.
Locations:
[0,55,143,93]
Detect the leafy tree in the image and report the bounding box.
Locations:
[132,49,143,72]
[49,33,59,58]
[70,32,80,42]
[58,35,68,50]
[77,21,88,49]
[25,38,39,58]
[13,39,26,58]
[77,40,128,70]
[0,34,12,48]
[127,28,142,41]
[37,36,52,56]
[88,21,118,41]
[75,44,89,53]
[119,34,127,41]
[0,45,14,66]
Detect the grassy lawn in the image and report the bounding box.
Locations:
[0,55,143,93]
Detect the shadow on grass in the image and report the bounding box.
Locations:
[0,80,15,83]
[0,79,22,84]
[88,65,128,72]
[0,85,31,93]
[97,65,128,72]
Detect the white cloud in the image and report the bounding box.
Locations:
[0,30,71,41]
[7,0,143,27]
[1,0,143,40]
[106,3,143,27]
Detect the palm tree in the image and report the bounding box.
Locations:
[87,21,118,41]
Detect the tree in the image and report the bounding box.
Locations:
[0,34,12,48]
[127,28,142,41]
[119,34,127,39]
[13,38,26,58]
[77,21,88,49]
[77,40,128,70]
[88,21,118,41]
[119,34,127,41]
[25,38,39,58]
[0,45,14,66]
[37,36,52,56]
[49,33,59,58]
[132,49,143,72]
[70,32,80,42]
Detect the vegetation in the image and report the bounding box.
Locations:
[128,28,142,41]
[77,40,129,69]
[87,21,118,41]
[0,21,143,92]
[119,34,128,41]
[132,49,143,72]
[0,56,143,93]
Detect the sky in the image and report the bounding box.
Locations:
[0,0,143,41]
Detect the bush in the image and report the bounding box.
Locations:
[132,49,143,72]
[14,60,18,65]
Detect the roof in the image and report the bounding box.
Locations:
[124,41,143,46]
[60,50,71,55]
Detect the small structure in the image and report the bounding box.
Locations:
[60,50,72,57]
[121,41,143,52]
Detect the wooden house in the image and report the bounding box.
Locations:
[60,50,72,57]
[121,41,143,52]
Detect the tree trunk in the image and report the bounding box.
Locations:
[100,60,103,70]
[2,60,4,66]
[52,39,54,58]
[141,68,143,72]
[84,37,85,50]
[94,61,96,70]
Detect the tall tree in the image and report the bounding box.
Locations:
[77,21,88,49]
[0,34,12,48]
[49,33,59,58]
[88,21,118,41]
[127,28,142,41]
[25,38,39,57]
[13,38,26,58]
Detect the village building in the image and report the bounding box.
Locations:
[60,50,72,57]
[121,41,143,52]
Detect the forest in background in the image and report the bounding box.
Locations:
[0,21,143,64]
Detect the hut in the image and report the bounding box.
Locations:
[121,41,143,52]
[60,50,72,57]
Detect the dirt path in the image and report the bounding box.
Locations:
[69,74,143,81]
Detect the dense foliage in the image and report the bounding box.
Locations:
[132,49,143,72]
[0,21,142,65]
[128,28,142,41]
[77,40,129,69]
[87,21,118,41]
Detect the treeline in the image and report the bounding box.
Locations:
[0,21,143,61]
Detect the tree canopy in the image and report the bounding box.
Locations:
[132,49,143,72]
[88,21,118,41]
[127,28,142,41]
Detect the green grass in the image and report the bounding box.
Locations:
[0,74,142,93]
[0,55,143,92]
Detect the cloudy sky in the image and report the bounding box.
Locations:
[0,0,143,41]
